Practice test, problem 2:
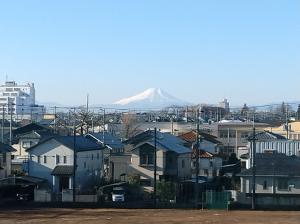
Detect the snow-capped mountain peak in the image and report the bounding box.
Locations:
[113,88,189,109]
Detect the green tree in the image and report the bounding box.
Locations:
[156,181,176,202]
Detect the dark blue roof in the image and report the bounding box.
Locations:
[128,130,191,154]
[86,132,124,149]
[26,135,104,152]
[0,142,15,153]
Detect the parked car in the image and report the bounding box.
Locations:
[112,187,125,202]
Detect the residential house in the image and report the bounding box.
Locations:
[85,132,130,182]
[125,130,192,188]
[0,142,15,178]
[245,131,300,169]
[238,153,300,207]
[11,123,55,172]
[178,131,223,179]
[27,136,105,193]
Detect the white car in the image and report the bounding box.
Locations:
[112,187,125,202]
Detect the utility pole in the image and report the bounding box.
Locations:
[2,104,4,143]
[73,107,77,203]
[195,108,200,208]
[251,114,256,210]
[286,104,289,140]
[54,106,57,134]
[9,102,13,145]
[153,127,157,208]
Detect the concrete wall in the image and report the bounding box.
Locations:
[0,152,11,178]
[34,189,52,202]
[110,154,131,181]
[241,176,300,194]
[177,153,191,180]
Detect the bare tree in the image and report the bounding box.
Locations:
[121,113,141,139]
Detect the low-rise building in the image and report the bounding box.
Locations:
[238,153,300,207]
[27,136,105,193]
[0,142,15,178]
[125,130,192,188]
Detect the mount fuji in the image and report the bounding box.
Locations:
[113,88,190,109]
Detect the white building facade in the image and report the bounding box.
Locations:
[0,81,41,115]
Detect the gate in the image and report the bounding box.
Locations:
[202,191,229,210]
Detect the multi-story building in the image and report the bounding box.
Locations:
[0,81,41,115]
[210,120,269,157]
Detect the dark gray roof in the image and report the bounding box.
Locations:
[51,165,74,176]
[13,123,48,137]
[0,142,16,153]
[128,130,191,154]
[248,131,286,141]
[86,132,124,149]
[26,135,105,152]
[238,153,300,177]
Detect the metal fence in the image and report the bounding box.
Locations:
[202,191,230,210]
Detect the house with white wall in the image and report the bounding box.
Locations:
[0,142,15,179]
[179,131,223,180]
[27,136,105,193]
[125,130,192,189]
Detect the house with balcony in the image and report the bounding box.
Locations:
[125,130,192,189]
[179,131,223,179]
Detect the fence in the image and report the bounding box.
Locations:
[202,191,230,210]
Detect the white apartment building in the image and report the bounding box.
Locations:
[0,81,35,115]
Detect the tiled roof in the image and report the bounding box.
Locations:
[238,153,300,177]
[51,165,74,176]
[179,131,221,144]
[248,131,286,141]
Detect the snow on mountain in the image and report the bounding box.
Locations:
[113,88,189,109]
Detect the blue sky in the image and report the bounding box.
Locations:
[0,0,299,106]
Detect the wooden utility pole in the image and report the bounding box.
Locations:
[195,109,200,208]
[73,107,77,203]
[153,127,157,207]
[251,121,256,210]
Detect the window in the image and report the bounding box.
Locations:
[140,153,154,166]
[63,156,67,164]
[22,141,32,149]
[139,146,154,166]
[97,153,100,160]
[204,169,209,176]
[43,155,47,164]
[37,156,41,164]
[84,161,87,169]
[209,160,213,168]
[56,155,60,164]
[278,178,289,191]
[182,159,185,168]
[91,154,94,160]
[241,132,249,138]
[263,181,267,190]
